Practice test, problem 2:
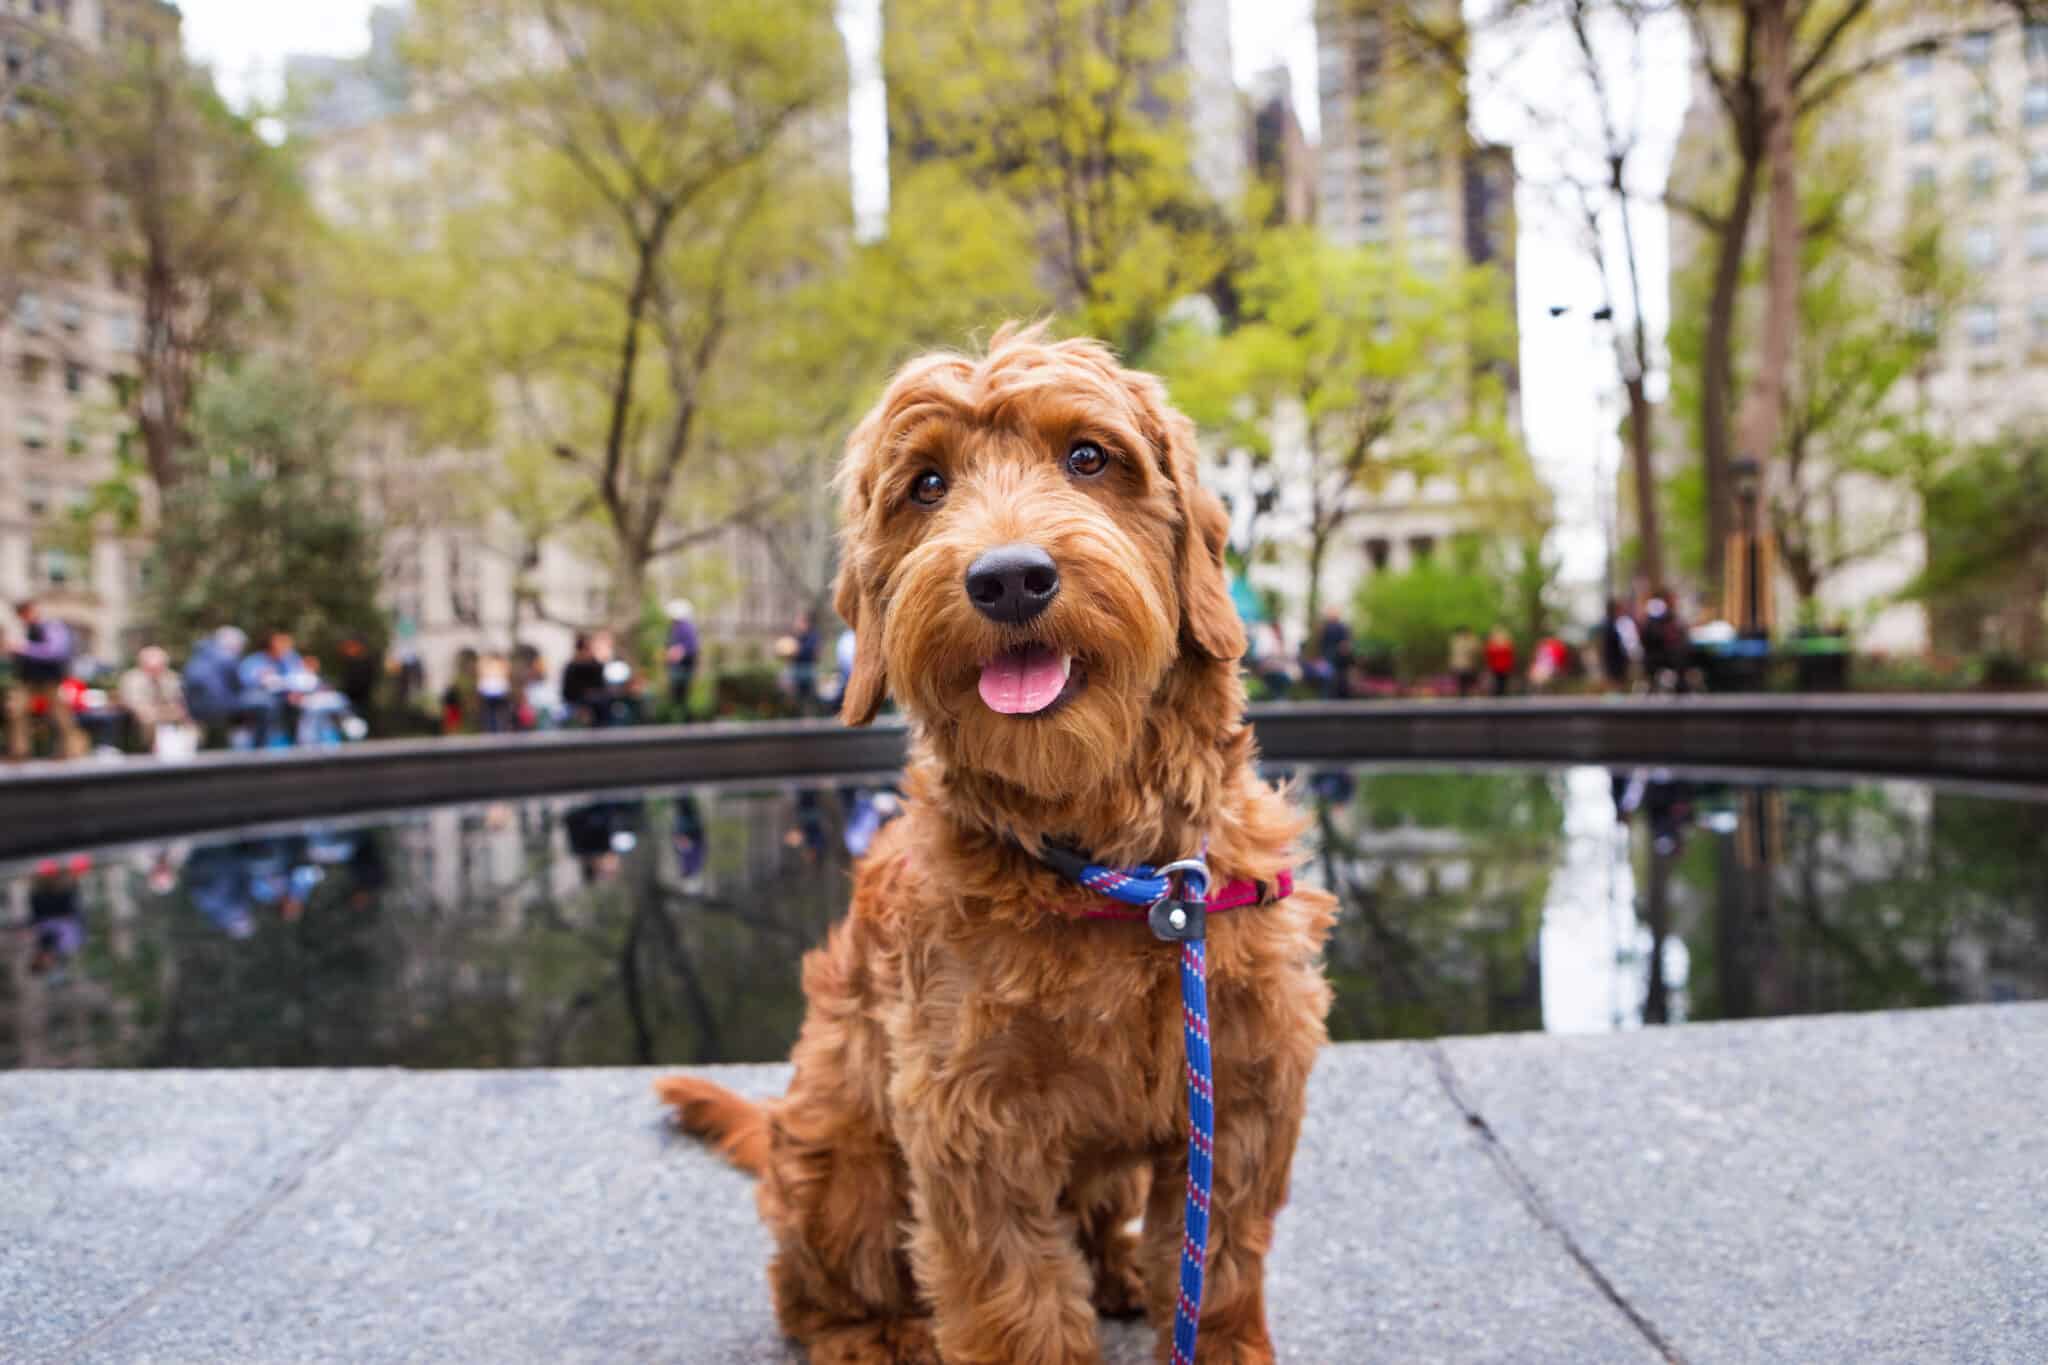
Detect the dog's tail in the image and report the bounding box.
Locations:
[655,1075,772,1177]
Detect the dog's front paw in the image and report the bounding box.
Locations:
[1090,1253,1147,1319]
[809,1318,941,1365]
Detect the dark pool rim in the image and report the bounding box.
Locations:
[2,695,2045,862]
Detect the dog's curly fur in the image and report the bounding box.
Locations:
[657,324,1332,1364]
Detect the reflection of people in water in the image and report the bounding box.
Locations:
[840,785,904,858]
[786,789,828,861]
[566,799,643,883]
[180,833,349,936]
[28,856,88,976]
[672,794,708,880]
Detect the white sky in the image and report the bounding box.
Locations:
[181,0,1690,595]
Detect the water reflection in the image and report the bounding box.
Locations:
[3,769,2043,1069]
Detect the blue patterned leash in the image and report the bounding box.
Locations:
[1038,843,1216,1364]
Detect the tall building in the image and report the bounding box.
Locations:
[1246,64,1316,226]
[1178,0,1246,203]
[1204,0,1527,644]
[0,0,179,663]
[1662,6,2048,650]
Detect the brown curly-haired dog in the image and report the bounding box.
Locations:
[657,324,1333,1364]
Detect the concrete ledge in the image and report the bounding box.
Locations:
[3,696,2046,861]
[6,1004,2044,1363]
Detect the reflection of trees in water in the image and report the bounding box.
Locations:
[12,777,2045,1067]
[1674,788,2048,1022]
[1308,770,1565,1042]
[4,787,863,1069]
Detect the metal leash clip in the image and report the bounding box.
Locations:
[1147,857,1210,943]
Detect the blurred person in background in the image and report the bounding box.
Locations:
[6,599,86,760]
[1316,606,1353,700]
[665,599,700,719]
[476,653,515,734]
[781,610,820,715]
[238,630,308,747]
[522,651,560,729]
[1527,634,1572,692]
[336,634,380,726]
[1448,624,1482,698]
[1597,598,1642,693]
[1484,624,1517,696]
[1641,590,1689,694]
[183,626,249,746]
[833,624,858,714]
[1246,599,1294,700]
[563,629,635,726]
[118,645,191,753]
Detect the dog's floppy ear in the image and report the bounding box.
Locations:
[832,561,888,727]
[1160,405,1247,663]
[832,416,890,727]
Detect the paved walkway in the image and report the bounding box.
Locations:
[5,1004,2044,1363]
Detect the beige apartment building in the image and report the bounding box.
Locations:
[0,0,178,663]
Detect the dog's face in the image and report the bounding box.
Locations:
[833,326,1244,797]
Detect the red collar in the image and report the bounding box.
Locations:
[1076,870,1294,922]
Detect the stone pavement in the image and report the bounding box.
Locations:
[5,1004,2044,1364]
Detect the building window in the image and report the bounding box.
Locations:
[18,352,46,386]
[2034,298,2048,346]
[1961,30,1995,67]
[2035,151,2048,192]
[1966,89,1995,135]
[2030,23,2048,65]
[38,547,80,589]
[108,313,138,350]
[1906,97,1935,143]
[1909,164,1937,197]
[1365,537,1391,572]
[22,412,48,449]
[2029,81,2048,128]
[2030,218,2048,261]
[63,361,84,394]
[1965,225,2000,270]
[1906,44,1934,78]
[1968,156,1995,198]
[1407,534,1437,564]
[25,478,51,518]
[1965,302,1998,346]
[16,290,41,331]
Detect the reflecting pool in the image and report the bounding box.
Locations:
[5,768,2044,1068]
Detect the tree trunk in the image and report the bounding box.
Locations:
[1304,525,1333,644]
[1624,374,1663,591]
[1701,151,1761,594]
[1732,0,1800,537]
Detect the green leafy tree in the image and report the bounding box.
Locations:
[1164,227,1526,639]
[884,0,1228,355]
[145,363,386,662]
[1350,531,1558,677]
[1667,140,1957,616]
[377,0,848,642]
[13,34,306,494]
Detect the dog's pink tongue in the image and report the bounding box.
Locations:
[978,646,1068,715]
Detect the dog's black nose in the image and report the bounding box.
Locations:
[965,543,1060,625]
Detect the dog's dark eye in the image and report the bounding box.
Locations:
[910,471,947,506]
[1066,442,1108,478]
